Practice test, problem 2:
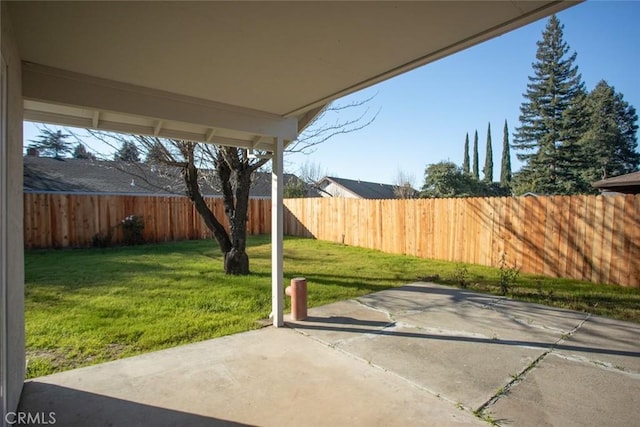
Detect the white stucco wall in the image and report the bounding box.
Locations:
[1,1,25,418]
[318,181,360,198]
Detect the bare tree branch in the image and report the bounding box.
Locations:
[286,95,379,154]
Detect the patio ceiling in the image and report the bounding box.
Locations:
[9,1,578,151]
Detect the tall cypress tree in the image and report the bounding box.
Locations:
[462,133,470,174]
[483,123,493,182]
[472,130,479,180]
[513,15,587,195]
[500,120,512,188]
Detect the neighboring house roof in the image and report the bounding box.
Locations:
[23,156,307,198]
[592,171,640,195]
[317,176,408,199]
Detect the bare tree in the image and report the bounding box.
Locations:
[78,98,376,275]
[297,160,328,184]
[392,169,417,199]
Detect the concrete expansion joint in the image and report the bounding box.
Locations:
[551,352,640,377]
[475,347,554,419]
[352,298,398,323]
[556,313,592,343]
[349,351,465,412]
[286,323,341,349]
[289,320,460,407]
[480,297,505,309]
[475,313,594,419]
[502,313,570,333]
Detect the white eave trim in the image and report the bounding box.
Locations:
[22,62,298,144]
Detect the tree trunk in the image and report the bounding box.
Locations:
[183,160,232,253]
[224,247,249,275]
[182,144,260,276]
[224,165,252,275]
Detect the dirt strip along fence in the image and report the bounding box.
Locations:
[283,195,640,288]
[23,193,270,249]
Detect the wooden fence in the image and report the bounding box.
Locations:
[23,193,271,249]
[24,193,640,287]
[283,195,640,288]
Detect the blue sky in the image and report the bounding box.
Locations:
[285,0,640,186]
[25,1,640,187]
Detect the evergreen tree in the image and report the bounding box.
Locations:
[114,141,140,162]
[145,142,166,163]
[421,161,477,198]
[73,143,95,160]
[29,129,72,158]
[500,120,512,188]
[420,161,509,198]
[283,179,308,198]
[472,130,479,180]
[580,80,639,185]
[513,15,587,195]
[462,133,470,174]
[483,123,493,182]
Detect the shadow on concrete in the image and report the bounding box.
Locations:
[303,316,392,327]
[19,382,252,427]
[377,283,502,303]
[288,318,640,358]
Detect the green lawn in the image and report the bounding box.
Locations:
[25,236,640,378]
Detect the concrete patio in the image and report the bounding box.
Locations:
[19,283,640,426]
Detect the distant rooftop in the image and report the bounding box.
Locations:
[318,176,408,199]
[23,156,306,198]
[592,171,640,195]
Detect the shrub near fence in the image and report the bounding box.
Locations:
[283,195,640,288]
[23,193,271,249]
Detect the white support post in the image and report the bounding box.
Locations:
[271,136,284,327]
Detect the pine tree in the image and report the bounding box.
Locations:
[145,142,167,163]
[462,133,470,174]
[73,143,95,160]
[500,120,512,188]
[29,129,72,158]
[483,123,493,182]
[580,80,639,185]
[114,141,140,162]
[472,130,479,180]
[513,15,587,195]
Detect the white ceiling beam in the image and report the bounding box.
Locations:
[252,136,264,148]
[153,120,163,136]
[22,62,298,140]
[92,110,100,128]
[205,128,217,142]
[297,104,326,134]
[23,109,268,151]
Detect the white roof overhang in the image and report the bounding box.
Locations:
[9,1,580,150]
